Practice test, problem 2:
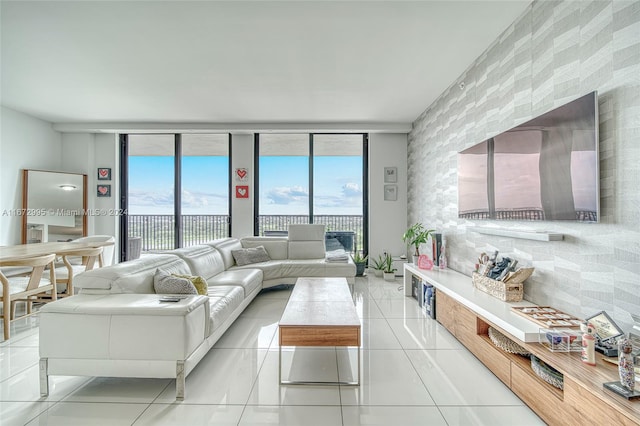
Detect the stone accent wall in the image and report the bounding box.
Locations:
[408,0,639,330]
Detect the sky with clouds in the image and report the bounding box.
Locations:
[128,154,363,216]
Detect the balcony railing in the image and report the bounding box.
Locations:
[128,214,364,253]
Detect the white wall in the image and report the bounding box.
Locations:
[230,134,255,237]
[0,107,62,245]
[61,133,120,258]
[368,133,408,260]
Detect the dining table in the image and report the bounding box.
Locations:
[0,240,115,263]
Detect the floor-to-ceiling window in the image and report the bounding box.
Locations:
[256,133,367,255]
[122,134,230,258]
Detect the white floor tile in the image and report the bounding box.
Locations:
[367,283,406,300]
[133,403,244,425]
[246,349,341,405]
[386,318,464,350]
[0,345,40,381]
[0,364,90,402]
[352,295,385,319]
[376,298,425,319]
[62,377,170,403]
[154,348,267,404]
[239,405,342,426]
[338,349,435,406]
[439,406,545,425]
[25,402,148,425]
[5,332,40,348]
[359,319,401,350]
[0,401,52,425]
[406,349,524,406]
[240,297,287,319]
[214,317,278,349]
[342,405,448,425]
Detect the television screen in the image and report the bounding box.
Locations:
[458,91,599,222]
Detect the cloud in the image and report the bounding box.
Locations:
[266,186,309,205]
[342,182,361,198]
[128,188,227,211]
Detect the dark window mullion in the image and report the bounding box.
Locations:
[174,134,182,248]
[253,134,260,236]
[363,133,369,257]
[309,134,314,223]
[119,134,129,262]
[228,134,233,237]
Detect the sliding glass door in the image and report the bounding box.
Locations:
[256,133,367,255]
[122,134,230,258]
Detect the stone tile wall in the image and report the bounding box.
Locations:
[408,0,639,330]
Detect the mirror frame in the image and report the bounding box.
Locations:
[21,169,88,244]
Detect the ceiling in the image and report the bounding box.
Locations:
[1,1,531,130]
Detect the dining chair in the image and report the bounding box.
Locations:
[70,235,116,266]
[54,246,104,297]
[0,253,57,341]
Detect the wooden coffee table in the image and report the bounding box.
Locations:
[278,277,361,385]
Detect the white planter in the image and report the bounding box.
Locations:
[383,272,395,281]
[373,269,383,278]
[412,255,420,264]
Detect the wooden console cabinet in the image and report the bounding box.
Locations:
[404,264,640,425]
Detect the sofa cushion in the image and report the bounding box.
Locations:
[206,286,245,334]
[241,237,288,260]
[173,274,208,295]
[288,241,326,259]
[287,224,326,259]
[207,268,262,298]
[75,254,190,294]
[154,269,198,295]
[233,260,287,281]
[206,238,243,270]
[288,224,325,240]
[164,245,225,281]
[232,246,271,266]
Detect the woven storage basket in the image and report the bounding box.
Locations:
[472,272,523,302]
[531,355,564,390]
[488,327,531,356]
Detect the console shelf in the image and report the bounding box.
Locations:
[468,226,564,241]
[404,264,640,426]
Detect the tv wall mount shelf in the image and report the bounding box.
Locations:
[468,226,564,242]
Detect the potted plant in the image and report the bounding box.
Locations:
[382,253,396,281]
[370,254,385,277]
[352,252,368,277]
[402,223,435,264]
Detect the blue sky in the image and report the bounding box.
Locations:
[128,155,362,215]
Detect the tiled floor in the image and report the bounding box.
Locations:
[0,275,545,425]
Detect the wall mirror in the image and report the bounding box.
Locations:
[22,169,87,243]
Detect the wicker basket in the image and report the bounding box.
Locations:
[472,272,523,302]
[531,355,564,390]
[488,327,531,356]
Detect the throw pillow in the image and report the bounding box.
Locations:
[154,269,197,295]
[231,246,271,266]
[172,274,208,296]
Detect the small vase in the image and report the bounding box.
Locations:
[373,269,383,278]
[412,255,419,264]
[383,272,395,281]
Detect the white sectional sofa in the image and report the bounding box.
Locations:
[38,225,355,399]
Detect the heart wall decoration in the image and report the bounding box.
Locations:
[97,185,111,197]
[235,168,248,182]
[235,185,249,199]
[97,168,111,180]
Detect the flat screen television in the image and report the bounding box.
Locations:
[458,91,599,222]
